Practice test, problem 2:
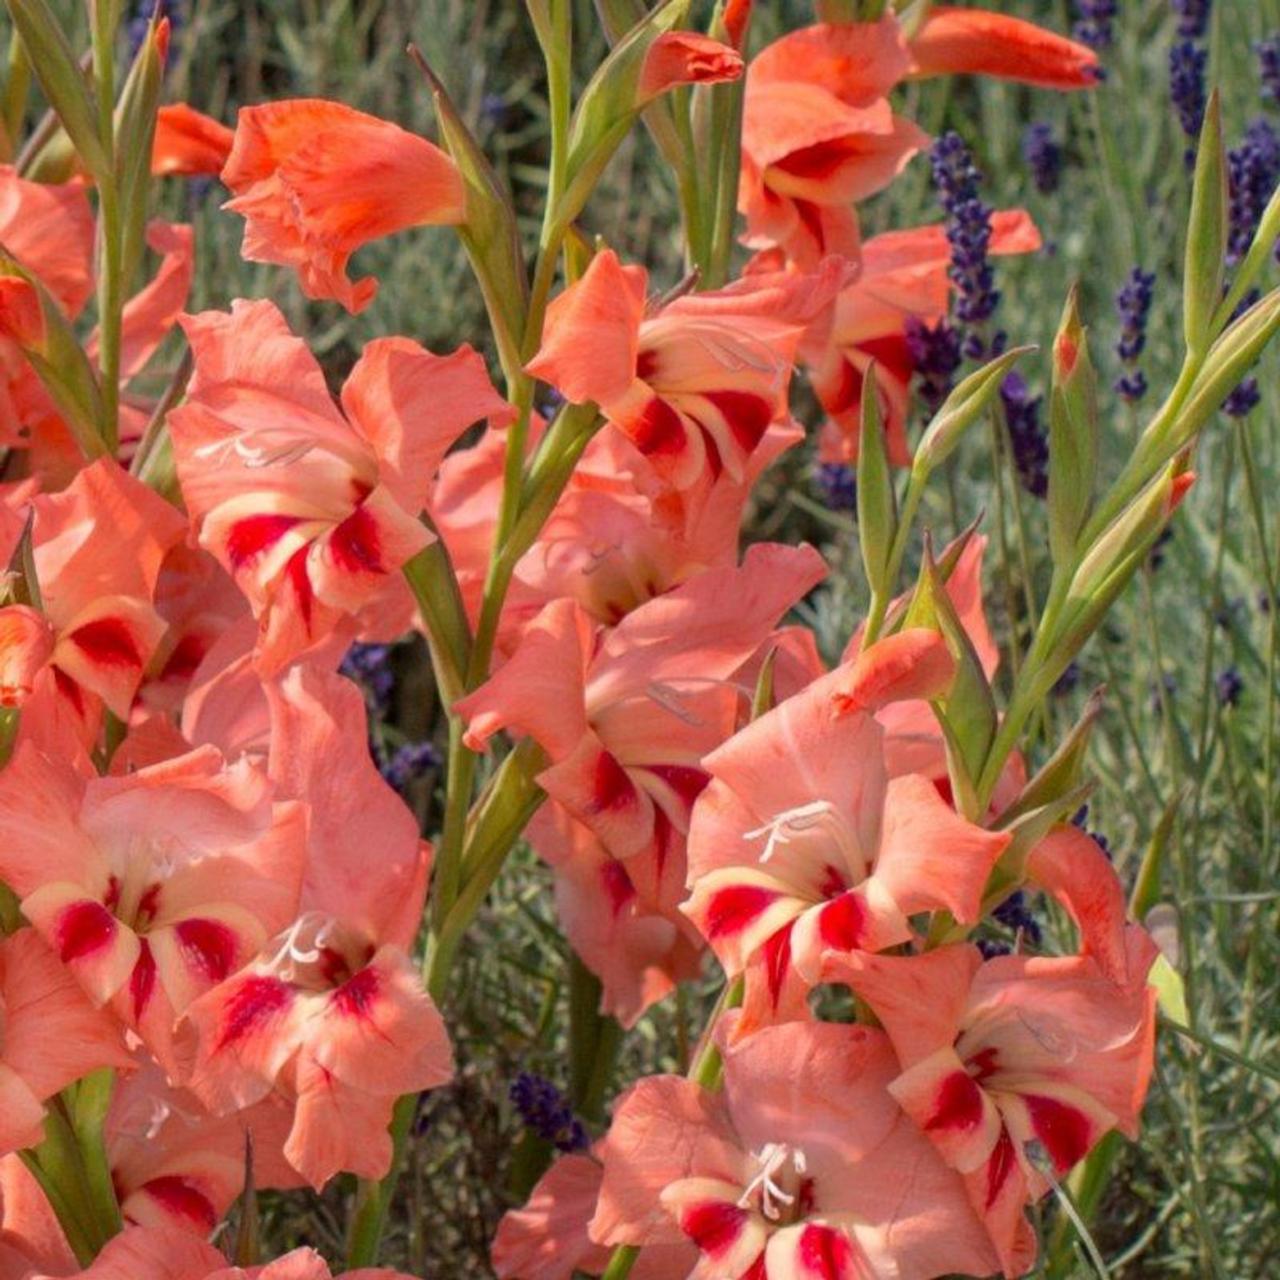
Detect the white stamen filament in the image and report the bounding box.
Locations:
[263,911,339,982]
[744,800,845,865]
[738,1143,807,1222]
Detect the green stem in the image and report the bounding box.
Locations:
[345,1093,416,1268]
[70,1069,122,1245]
[90,7,121,451]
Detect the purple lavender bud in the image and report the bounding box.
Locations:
[510,1074,590,1152]
[1071,804,1114,861]
[1114,267,1156,402]
[1215,666,1244,706]
[930,133,1002,358]
[1073,0,1118,50]
[1022,122,1063,195]
[340,642,396,716]
[993,891,1043,946]
[381,740,441,791]
[1227,119,1280,264]
[812,462,857,513]
[1223,377,1261,417]
[906,317,963,415]
[999,372,1048,499]
[1169,40,1208,161]
[1259,36,1280,108]
[1171,0,1211,39]
[1148,527,1174,571]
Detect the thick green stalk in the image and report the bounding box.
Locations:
[90,5,121,450]
[70,1069,122,1245]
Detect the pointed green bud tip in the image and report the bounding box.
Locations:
[915,344,1035,473]
[1183,88,1227,359]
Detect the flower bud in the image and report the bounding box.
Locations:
[412,47,528,379]
[857,362,897,598]
[1183,90,1227,358]
[1047,286,1098,566]
[914,345,1033,474]
[560,0,741,230]
[115,14,169,295]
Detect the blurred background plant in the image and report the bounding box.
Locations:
[7,0,1280,1274]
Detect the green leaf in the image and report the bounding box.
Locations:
[5,0,110,180]
[1149,953,1188,1028]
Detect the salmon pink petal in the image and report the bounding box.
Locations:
[51,594,169,720]
[305,487,431,614]
[491,1153,613,1280]
[21,884,141,1007]
[30,459,186,632]
[113,222,194,379]
[908,7,1100,89]
[456,597,593,757]
[0,742,99,894]
[0,276,43,348]
[222,100,465,314]
[308,947,453,1095]
[748,19,911,106]
[0,1152,78,1274]
[961,1138,1037,1280]
[42,1223,227,1278]
[762,1221,867,1280]
[0,1064,48,1160]
[591,542,827,705]
[0,928,131,1103]
[145,906,266,1015]
[0,606,55,707]
[1025,824,1129,983]
[526,250,648,412]
[684,867,812,976]
[81,746,272,855]
[998,1083,1114,1176]
[0,169,94,318]
[537,734,657,862]
[829,627,956,716]
[340,337,513,514]
[872,773,1009,921]
[152,103,235,176]
[637,32,742,104]
[660,1177,765,1275]
[590,1076,746,1248]
[285,1052,396,1188]
[182,971,302,1113]
[267,667,428,943]
[887,1045,1003,1174]
[788,883,911,980]
[825,945,981,1066]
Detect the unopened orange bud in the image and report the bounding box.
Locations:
[637,32,743,105]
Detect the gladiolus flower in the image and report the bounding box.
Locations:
[181,668,451,1189]
[0,460,186,743]
[0,741,306,1072]
[0,929,131,1156]
[153,104,235,178]
[169,299,510,674]
[683,629,1010,1034]
[457,543,828,873]
[590,1018,1002,1278]
[221,100,467,313]
[828,937,1157,1275]
[795,211,1041,466]
[527,251,844,514]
